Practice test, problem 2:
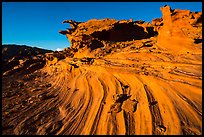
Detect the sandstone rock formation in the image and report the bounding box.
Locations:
[2,5,202,135]
[157,5,202,53]
[59,18,158,58]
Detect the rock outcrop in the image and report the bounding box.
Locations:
[157,5,202,53]
[2,5,202,135]
[2,44,53,61]
[59,5,201,57]
[59,18,158,58]
[2,44,53,75]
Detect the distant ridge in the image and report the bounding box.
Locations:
[2,44,53,61]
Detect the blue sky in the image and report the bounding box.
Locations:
[2,2,202,51]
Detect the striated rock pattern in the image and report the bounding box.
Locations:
[2,5,202,135]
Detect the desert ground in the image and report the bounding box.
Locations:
[2,5,202,135]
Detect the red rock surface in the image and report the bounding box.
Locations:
[2,5,202,135]
[157,5,202,53]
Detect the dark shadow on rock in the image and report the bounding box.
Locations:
[150,101,158,106]
[114,94,131,103]
[89,40,104,51]
[146,27,158,37]
[195,15,202,24]
[90,23,157,42]
[194,39,202,44]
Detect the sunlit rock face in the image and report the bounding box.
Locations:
[59,5,201,57]
[2,5,202,135]
[59,18,158,54]
[157,5,202,53]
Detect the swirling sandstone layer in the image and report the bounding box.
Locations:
[2,5,202,135]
